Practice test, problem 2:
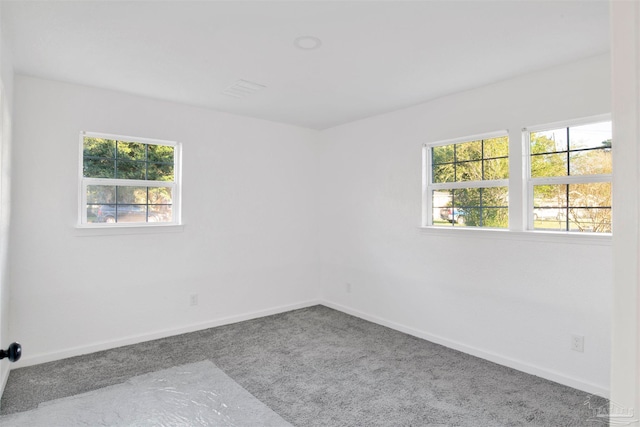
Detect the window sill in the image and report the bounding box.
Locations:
[418,226,611,246]
[75,223,185,237]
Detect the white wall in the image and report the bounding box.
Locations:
[0,6,14,398]
[7,54,615,398]
[9,76,321,365]
[610,1,640,423]
[318,54,612,395]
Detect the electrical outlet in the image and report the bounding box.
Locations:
[571,334,584,352]
[189,294,199,306]
[346,283,352,293]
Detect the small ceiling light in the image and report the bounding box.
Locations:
[294,36,322,50]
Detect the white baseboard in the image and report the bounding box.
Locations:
[8,298,610,399]
[15,299,322,368]
[321,300,610,398]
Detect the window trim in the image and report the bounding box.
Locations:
[422,130,509,229]
[77,131,183,228]
[523,114,612,234]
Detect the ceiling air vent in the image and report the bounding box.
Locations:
[221,79,267,99]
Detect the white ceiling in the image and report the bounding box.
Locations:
[1,0,610,130]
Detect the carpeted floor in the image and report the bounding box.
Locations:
[1,305,609,426]
[1,360,292,426]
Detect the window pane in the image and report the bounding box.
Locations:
[533,184,568,230]
[533,207,565,218]
[86,186,116,224]
[87,185,115,204]
[148,144,175,163]
[148,187,173,205]
[456,160,482,181]
[533,208,566,229]
[569,122,612,150]
[430,134,508,186]
[452,189,477,226]
[93,204,150,224]
[569,182,611,208]
[147,163,175,181]
[149,205,173,223]
[432,164,454,183]
[530,129,567,154]
[483,136,509,158]
[84,140,176,182]
[568,208,611,233]
[533,184,568,208]
[569,149,612,175]
[86,205,101,223]
[483,186,509,207]
[533,183,611,232]
[463,187,508,228]
[432,190,452,209]
[83,159,115,178]
[116,141,146,161]
[458,207,480,226]
[456,140,482,161]
[531,153,567,177]
[432,145,454,165]
[115,205,148,223]
[432,190,453,226]
[86,186,174,224]
[482,208,508,228]
[116,160,146,180]
[95,204,117,223]
[117,186,147,204]
[484,158,508,180]
[83,137,116,158]
[453,188,480,208]
[432,186,508,228]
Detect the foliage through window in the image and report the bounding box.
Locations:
[79,133,181,226]
[427,134,509,229]
[528,121,611,233]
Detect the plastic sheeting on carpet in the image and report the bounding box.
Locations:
[0,360,293,427]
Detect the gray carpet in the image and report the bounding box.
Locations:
[0,360,292,426]
[1,305,609,426]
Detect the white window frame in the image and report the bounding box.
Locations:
[523,114,612,234]
[422,130,509,228]
[78,131,182,228]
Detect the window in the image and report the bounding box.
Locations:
[79,132,181,226]
[527,120,612,233]
[424,132,509,228]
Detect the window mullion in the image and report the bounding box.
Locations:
[453,144,457,182]
[430,179,508,191]
[82,178,175,187]
[529,174,612,186]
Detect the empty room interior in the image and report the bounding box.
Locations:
[0,1,638,426]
